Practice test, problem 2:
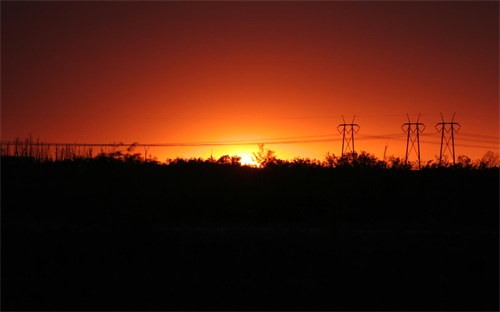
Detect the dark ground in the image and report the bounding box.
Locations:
[1,158,499,311]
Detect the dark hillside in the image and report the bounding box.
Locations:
[2,157,499,310]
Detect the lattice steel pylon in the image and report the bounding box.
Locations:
[402,113,425,169]
[435,112,461,165]
[337,115,360,157]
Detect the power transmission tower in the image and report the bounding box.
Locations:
[435,112,461,165]
[337,115,360,157]
[401,113,425,169]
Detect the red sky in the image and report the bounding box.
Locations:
[2,1,499,163]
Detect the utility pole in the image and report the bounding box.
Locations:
[402,113,425,169]
[337,115,360,157]
[435,112,461,165]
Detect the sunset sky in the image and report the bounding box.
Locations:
[2,1,499,163]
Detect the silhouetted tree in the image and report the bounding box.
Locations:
[335,152,358,168]
[165,157,188,165]
[479,151,500,169]
[351,151,385,169]
[217,155,232,165]
[386,155,412,170]
[455,155,474,169]
[230,155,242,166]
[290,157,322,168]
[323,152,338,168]
[252,144,278,168]
[217,155,242,166]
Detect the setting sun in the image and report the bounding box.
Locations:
[239,153,259,167]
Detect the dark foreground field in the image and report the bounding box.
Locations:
[2,157,499,311]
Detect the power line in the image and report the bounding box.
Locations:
[3,131,498,149]
[0,137,343,148]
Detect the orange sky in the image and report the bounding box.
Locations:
[2,1,499,163]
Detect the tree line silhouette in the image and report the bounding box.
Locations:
[1,136,499,169]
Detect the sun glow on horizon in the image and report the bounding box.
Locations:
[239,153,260,167]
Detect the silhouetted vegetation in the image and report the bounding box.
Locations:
[2,137,499,170]
[1,141,499,311]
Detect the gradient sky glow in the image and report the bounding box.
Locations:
[2,1,499,163]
